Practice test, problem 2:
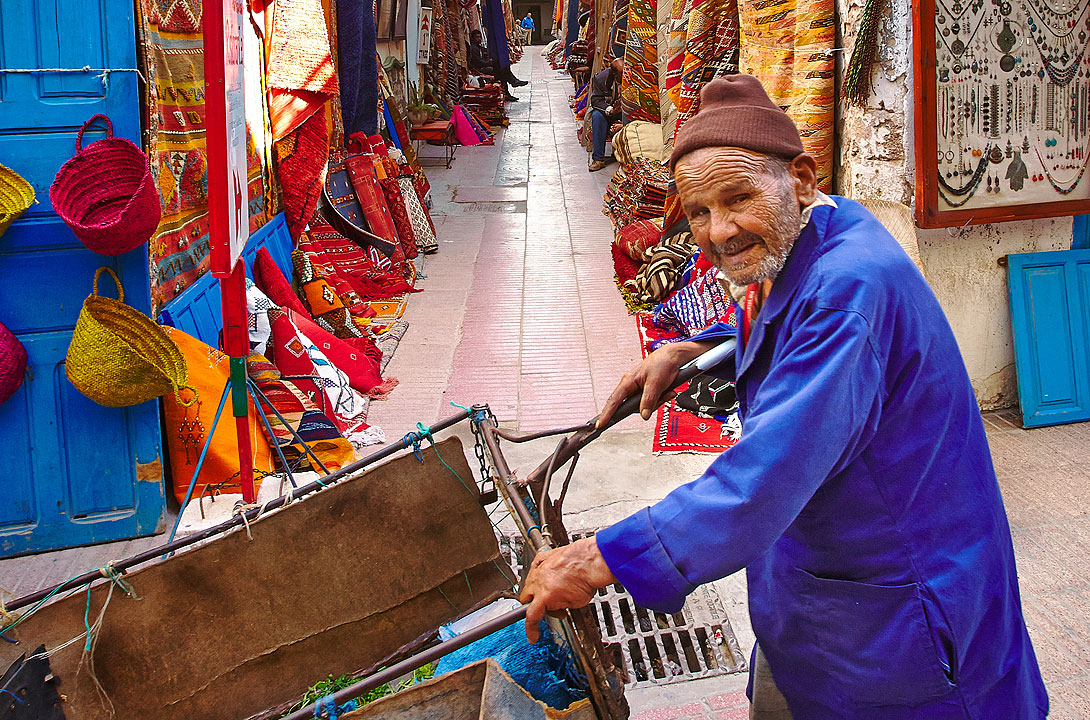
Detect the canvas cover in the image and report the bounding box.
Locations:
[0,437,513,720]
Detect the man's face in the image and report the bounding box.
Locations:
[676,147,813,286]
[471,31,482,43]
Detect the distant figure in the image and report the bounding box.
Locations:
[520,13,535,44]
[466,28,526,101]
[588,58,624,172]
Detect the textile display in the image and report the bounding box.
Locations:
[635,313,740,454]
[375,320,409,371]
[399,176,439,253]
[139,0,272,308]
[657,0,679,150]
[612,121,665,165]
[266,0,339,239]
[344,153,400,248]
[247,353,358,472]
[614,217,664,261]
[253,247,311,317]
[290,240,382,338]
[337,0,380,136]
[650,251,733,342]
[619,0,660,122]
[736,0,835,190]
[603,158,670,227]
[624,235,697,305]
[161,326,274,504]
[611,242,649,312]
[266,309,380,448]
[304,221,419,300]
[285,308,392,397]
[379,176,421,260]
[247,279,276,355]
[611,0,629,59]
[482,0,512,70]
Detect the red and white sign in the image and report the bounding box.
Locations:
[206,0,248,277]
[417,7,433,65]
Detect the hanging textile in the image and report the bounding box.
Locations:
[737,0,835,190]
[337,0,380,135]
[266,0,340,238]
[482,0,512,69]
[657,0,678,151]
[564,0,580,53]
[139,0,273,309]
[619,0,659,122]
[610,0,629,59]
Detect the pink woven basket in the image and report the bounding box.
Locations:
[50,114,162,256]
[0,319,27,405]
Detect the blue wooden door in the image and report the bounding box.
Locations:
[1007,249,1090,428]
[0,0,165,556]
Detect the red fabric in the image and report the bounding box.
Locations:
[379,177,419,260]
[274,106,329,240]
[614,219,663,262]
[286,309,390,393]
[303,232,419,299]
[612,242,643,285]
[253,247,310,316]
[344,153,399,245]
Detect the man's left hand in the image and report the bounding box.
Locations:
[519,537,617,643]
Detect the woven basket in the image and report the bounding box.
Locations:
[66,267,196,408]
[0,163,36,237]
[50,115,162,256]
[0,319,27,405]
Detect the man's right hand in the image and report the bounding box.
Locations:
[596,340,716,429]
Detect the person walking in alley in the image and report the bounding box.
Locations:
[520,75,1047,719]
[588,58,624,172]
[467,29,526,102]
[520,12,535,45]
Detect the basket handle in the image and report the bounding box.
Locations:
[172,383,199,408]
[92,266,124,303]
[76,114,114,151]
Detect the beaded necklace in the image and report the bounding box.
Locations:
[1034,145,1089,192]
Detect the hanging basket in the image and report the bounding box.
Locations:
[66,267,196,408]
[50,114,162,256]
[0,319,27,406]
[0,163,36,237]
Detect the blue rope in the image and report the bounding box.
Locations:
[401,429,425,462]
[314,695,337,719]
[0,688,24,705]
[450,401,489,425]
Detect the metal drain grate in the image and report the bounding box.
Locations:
[500,531,748,688]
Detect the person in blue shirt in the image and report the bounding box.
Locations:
[519,75,1047,719]
[520,13,535,44]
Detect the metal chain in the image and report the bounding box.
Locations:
[469,404,497,487]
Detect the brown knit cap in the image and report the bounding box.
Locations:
[669,75,805,171]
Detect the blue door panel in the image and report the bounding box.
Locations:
[1008,249,1090,427]
[0,0,164,557]
[1024,267,1078,406]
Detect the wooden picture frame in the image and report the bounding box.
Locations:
[912,0,1090,228]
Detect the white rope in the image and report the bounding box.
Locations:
[0,66,147,91]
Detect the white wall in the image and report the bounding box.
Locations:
[836,0,1076,410]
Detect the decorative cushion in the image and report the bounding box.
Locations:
[613,121,665,166]
[161,326,274,505]
[614,217,664,262]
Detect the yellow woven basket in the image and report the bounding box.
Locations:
[66,267,197,408]
[0,163,36,237]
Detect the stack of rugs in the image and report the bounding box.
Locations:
[546,42,567,69]
[460,83,509,127]
[603,158,669,228]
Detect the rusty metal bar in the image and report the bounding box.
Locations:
[478,417,550,552]
[494,422,595,443]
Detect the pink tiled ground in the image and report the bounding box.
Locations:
[370,47,642,435]
[630,691,749,720]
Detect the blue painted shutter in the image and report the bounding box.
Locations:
[1007,249,1090,428]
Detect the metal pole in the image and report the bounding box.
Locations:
[4,409,473,613]
[278,606,529,720]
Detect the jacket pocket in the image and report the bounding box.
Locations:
[793,567,955,706]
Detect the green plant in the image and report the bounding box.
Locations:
[280,663,437,717]
[407,81,428,113]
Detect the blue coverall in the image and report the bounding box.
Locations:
[597,198,1048,719]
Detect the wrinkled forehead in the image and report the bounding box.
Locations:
[674,147,772,196]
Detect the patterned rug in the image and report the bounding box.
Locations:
[620,0,660,122]
[737,0,835,191]
[636,313,739,455]
[139,0,273,310]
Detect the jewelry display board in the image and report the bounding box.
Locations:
[913,0,1090,227]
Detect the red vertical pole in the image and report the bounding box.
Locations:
[220,263,255,502]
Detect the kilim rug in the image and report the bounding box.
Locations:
[139,0,273,309]
[620,0,659,122]
[636,313,740,455]
[737,0,835,191]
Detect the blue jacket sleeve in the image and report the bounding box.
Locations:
[596,308,884,613]
[687,320,737,344]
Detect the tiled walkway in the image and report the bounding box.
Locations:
[368,47,642,435]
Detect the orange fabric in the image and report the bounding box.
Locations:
[162,326,275,504]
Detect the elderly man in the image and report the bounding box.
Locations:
[520,75,1047,719]
[588,58,624,172]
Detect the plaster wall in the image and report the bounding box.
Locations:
[835,0,1076,410]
